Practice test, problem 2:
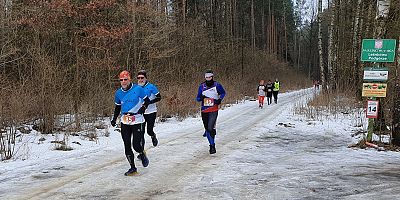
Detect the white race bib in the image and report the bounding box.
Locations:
[121,114,145,125]
[204,98,214,106]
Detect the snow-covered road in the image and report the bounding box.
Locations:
[2,88,400,200]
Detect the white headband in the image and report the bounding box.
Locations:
[205,73,214,78]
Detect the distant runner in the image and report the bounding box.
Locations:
[273,78,280,104]
[266,80,273,105]
[314,80,320,90]
[257,80,266,108]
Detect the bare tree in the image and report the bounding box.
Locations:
[327,0,337,90]
[317,0,325,90]
[351,0,363,91]
[251,0,255,49]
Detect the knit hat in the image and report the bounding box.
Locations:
[137,70,147,78]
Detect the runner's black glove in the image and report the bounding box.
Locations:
[214,99,221,105]
[111,119,116,127]
[138,106,146,114]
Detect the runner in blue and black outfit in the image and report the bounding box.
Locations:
[196,70,226,154]
[137,70,161,147]
[111,70,151,176]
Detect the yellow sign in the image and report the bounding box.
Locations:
[362,83,387,97]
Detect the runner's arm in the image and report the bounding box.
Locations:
[112,105,121,122]
[150,93,161,104]
[217,83,226,100]
[143,96,151,107]
[196,85,204,102]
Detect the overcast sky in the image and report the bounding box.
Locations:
[293,0,329,25]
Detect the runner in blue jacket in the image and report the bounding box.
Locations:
[137,70,161,147]
[111,70,151,176]
[196,70,226,154]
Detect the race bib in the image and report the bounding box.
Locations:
[204,98,214,106]
[121,115,136,125]
[268,89,272,92]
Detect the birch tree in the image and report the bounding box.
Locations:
[317,0,325,90]
[327,0,336,90]
[351,0,362,93]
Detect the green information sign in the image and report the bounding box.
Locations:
[361,39,396,62]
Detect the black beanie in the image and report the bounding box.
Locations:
[137,70,147,78]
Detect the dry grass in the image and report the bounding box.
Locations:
[157,83,200,120]
[294,89,364,121]
[54,145,73,151]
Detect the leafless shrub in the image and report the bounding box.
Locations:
[103,128,110,137]
[52,131,73,151]
[294,87,363,121]
[82,128,99,143]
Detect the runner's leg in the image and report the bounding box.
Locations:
[121,124,136,169]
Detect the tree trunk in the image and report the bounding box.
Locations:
[283,5,288,62]
[261,0,266,50]
[297,32,301,70]
[132,1,137,67]
[182,0,186,26]
[327,0,336,90]
[268,0,271,54]
[318,0,325,90]
[393,36,400,145]
[162,0,167,15]
[233,0,239,54]
[73,37,81,130]
[307,7,316,80]
[272,15,276,55]
[251,0,255,49]
[351,0,362,92]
